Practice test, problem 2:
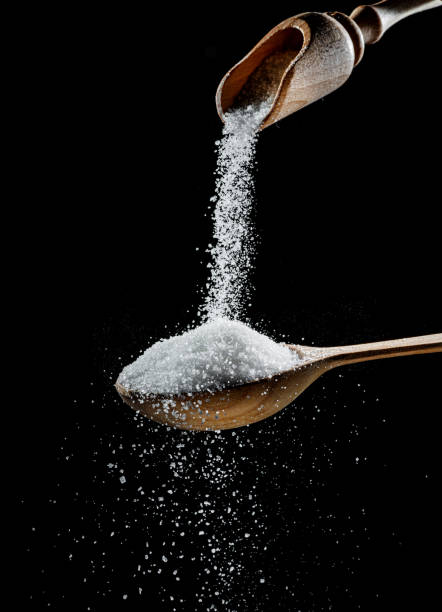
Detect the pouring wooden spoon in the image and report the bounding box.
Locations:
[116,333,441,431]
[216,0,441,130]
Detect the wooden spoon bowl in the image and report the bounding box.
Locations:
[116,334,441,431]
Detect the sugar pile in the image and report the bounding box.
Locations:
[201,49,297,321]
[117,318,300,396]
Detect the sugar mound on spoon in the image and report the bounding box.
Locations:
[117,318,302,397]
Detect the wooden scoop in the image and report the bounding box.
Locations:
[216,0,441,129]
[116,333,442,431]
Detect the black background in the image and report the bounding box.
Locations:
[17,1,441,610]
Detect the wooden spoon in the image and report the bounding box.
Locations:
[116,333,441,431]
[216,0,441,130]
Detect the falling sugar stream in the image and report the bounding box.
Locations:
[201,50,297,322]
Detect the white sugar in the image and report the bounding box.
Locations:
[117,318,300,396]
[199,101,269,321]
[201,50,297,321]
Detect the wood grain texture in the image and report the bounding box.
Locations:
[216,12,355,130]
[216,17,310,128]
[350,0,441,44]
[116,334,442,432]
[216,0,441,129]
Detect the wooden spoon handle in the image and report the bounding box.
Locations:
[350,0,441,44]
[328,333,442,366]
